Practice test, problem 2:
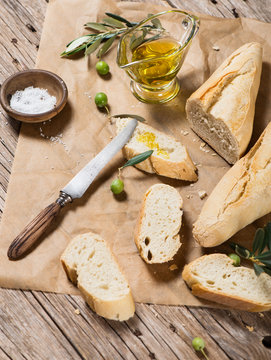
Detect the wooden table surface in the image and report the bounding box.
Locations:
[0,1,270,359]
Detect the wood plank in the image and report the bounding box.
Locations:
[0,289,83,359]
[165,0,271,21]
[0,1,270,360]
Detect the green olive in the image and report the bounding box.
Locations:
[228,253,241,266]
[110,178,124,194]
[192,337,205,351]
[95,92,108,108]
[96,60,110,75]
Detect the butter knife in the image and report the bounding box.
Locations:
[7,118,137,260]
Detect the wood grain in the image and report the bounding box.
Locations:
[7,202,61,260]
[0,0,270,359]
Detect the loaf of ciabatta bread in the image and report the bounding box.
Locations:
[193,121,271,247]
[182,254,271,312]
[134,184,183,263]
[115,118,197,181]
[61,232,135,321]
[186,42,262,164]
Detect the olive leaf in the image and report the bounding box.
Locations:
[84,37,102,56]
[97,34,117,58]
[263,266,271,276]
[61,12,161,58]
[230,243,251,259]
[105,12,134,27]
[103,17,124,28]
[112,114,146,122]
[255,252,271,267]
[256,252,271,261]
[235,245,251,259]
[229,222,271,278]
[151,18,163,29]
[130,28,148,51]
[121,150,153,169]
[265,222,271,250]
[61,35,93,56]
[253,263,265,276]
[252,228,265,255]
[84,22,109,32]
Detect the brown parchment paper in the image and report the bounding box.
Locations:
[0,0,271,307]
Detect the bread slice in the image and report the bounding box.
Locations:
[134,184,183,263]
[193,121,271,247]
[115,118,197,181]
[61,232,135,321]
[182,254,271,312]
[186,42,262,164]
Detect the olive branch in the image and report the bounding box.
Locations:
[230,222,271,277]
[61,12,163,58]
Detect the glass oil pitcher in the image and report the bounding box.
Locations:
[117,10,200,104]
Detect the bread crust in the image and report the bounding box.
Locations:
[78,283,135,321]
[193,122,271,247]
[186,42,262,164]
[117,119,197,181]
[61,232,135,321]
[182,254,271,312]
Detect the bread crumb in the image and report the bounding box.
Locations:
[246,326,254,332]
[169,264,178,271]
[186,195,191,199]
[180,130,189,136]
[259,313,264,318]
[190,184,194,187]
[193,138,196,142]
[211,153,217,156]
[74,308,80,315]
[200,142,206,148]
[198,190,207,199]
[205,149,210,153]
[213,45,220,51]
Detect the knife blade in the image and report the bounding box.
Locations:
[7,118,137,260]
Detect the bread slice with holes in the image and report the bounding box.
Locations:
[182,254,271,312]
[61,232,135,321]
[193,121,271,247]
[115,118,197,181]
[186,42,262,164]
[134,184,183,263]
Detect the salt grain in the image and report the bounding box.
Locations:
[10,86,56,114]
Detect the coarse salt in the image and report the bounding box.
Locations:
[10,86,56,114]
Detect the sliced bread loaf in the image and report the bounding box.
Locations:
[182,254,271,312]
[115,118,197,181]
[61,232,135,321]
[186,42,262,164]
[193,121,271,247]
[134,184,183,263]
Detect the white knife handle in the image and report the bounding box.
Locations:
[7,192,72,260]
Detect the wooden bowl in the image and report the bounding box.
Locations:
[0,69,68,123]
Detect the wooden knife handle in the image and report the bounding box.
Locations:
[7,192,72,260]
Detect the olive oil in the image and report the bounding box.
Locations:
[131,37,181,87]
[137,132,169,159]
